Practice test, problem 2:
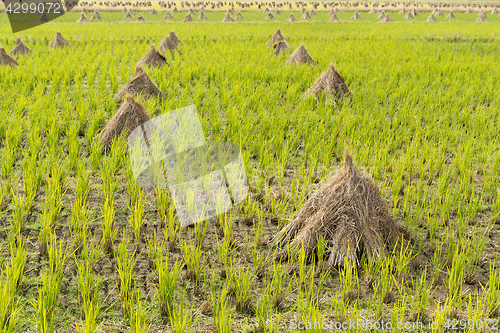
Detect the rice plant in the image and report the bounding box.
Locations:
[155,253,182,317]
[116,233,136,318]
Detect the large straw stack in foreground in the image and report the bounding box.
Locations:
[274,149,405,268]
[99,94,151,151]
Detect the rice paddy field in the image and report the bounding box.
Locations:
[1,6,500,333]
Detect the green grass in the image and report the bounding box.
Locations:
[1,13,500,332]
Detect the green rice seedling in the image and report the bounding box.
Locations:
[129,190,145,242]
[10,191,27,236]
[296,292,329,333]
[193,220,208,248]
[71,199,89,252]
[8,235,27,295]
[0,264,23,333]
[432,241,445,285]
[22,153,41,214]
[33,237,68,333]
[433,299,448,333]
[181,241,203,285]
[446,245,467,318]
[315,235,326,273]
[308,268,329,304]
[330,291,349,323]
[232,265,255,313]
[75,251,103,333]
[145,230,163,270]
[129,285,151,333]
[215,231,231,279]
[255,284,272,332]
[466,290,485,331]
[296,244,309,293]
[38,177,66,254]
[116,233,136,318]
[268,259,286,310]
[109,134,128,171]
[89,137,103,171]
[392,240,414,285]
[0,147,16,182]
[362,251,384,290]
[75,162,90,203]
[254,207,265,246]
[155,189,170,228]
[339,248,359,304]
[371,257,394,320]
[155,254,182,318]
[220,212,236,249]
[100,158,118,201]
[67,127,80,172]
[407,268,433,322]
[125,165,140,208]
[101,196,117,254]
[480,262,500,317]
[165,205,179,252]
[39,212,54,257]
[213,287,232,333]
[251,245,267,279]
[169,291,193,333]
[390,296,407,333]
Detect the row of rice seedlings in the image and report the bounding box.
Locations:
[72,163,91,252]
[0,235,27,332]
[155,251,182,318]
[33,236,69,333]
[116,233,136,318]
[75,241,103,332]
